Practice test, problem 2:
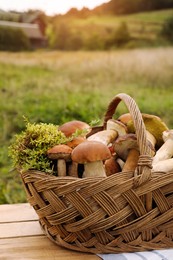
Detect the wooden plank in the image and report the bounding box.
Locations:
[0,236,100,260]
[0,221,43,238]
[0,203,38,223]
[0,203,101,259]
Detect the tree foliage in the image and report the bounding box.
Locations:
[0,26,31,51]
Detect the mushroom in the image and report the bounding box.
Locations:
[106,119,127,136]
[105,155,121,176]
[113,134,139,172]
[118,113,132,125]
[66,136,86,149]
[116,158,125,170]
[68,162,79,178]
[65,137,86,178]
[47,144,72,176]
[87,129,118,146]
[71,141,111,177]
[119,113,168,150]
[152,130,173,165]
[58,120,90,137]
[152,158,173,173]
[87,119,128,147]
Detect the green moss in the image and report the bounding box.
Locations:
[8,120,70,173]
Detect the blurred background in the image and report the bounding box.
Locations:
[0,0,173,204]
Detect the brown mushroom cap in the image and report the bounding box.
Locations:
[71,140,111,164]
[47,144,72,161]
[118,113,132,125]
[66,136,86,149]
[59,120,90,137]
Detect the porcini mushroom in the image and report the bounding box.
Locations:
[106,119,127,136]
[152,158,173,173]
[59,120,90,137]
[47,144,72,176]
[66,136,86,149]
[105,155,121,176]
[120,113,168,149]
[71,141,111,177]
[113,134,139,172]
[87,129,118,146]
[65,136,86,178]
[118,113,132,125]
[152,130,173,164]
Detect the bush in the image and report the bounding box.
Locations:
[0,26,31,51]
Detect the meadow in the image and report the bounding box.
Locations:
[1,47,173,203]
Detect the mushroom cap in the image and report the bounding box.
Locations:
[71,140,111,164]
[163,129,173,142]
[66,136,86,149]
[47,144,72,160]
[59,120,90,137]
[122,113,168,148]
[113,133,138,161]
[118,113,132,125]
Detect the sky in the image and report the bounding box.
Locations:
[0,0,110,16]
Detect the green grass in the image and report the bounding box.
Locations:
[1,47,173,204]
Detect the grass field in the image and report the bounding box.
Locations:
[71,8,173,40]
[1,47,173,203]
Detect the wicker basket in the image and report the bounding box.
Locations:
[20,93,173,254]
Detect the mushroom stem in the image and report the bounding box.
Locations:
[152,136,173,164]
[87,129,117,146]
[122,149,139,172]
[146,130,156,148]
[106,119,127,136]
[105,156,121,176]
[83,161,106,177]
[68,162,78,177]
[57,159,66,176]
[116,158,125,170]
[152,158,173,172]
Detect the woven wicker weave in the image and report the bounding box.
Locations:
[20,93,173,254]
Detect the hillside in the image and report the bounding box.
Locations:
[92,0,173,15]
[64,0,173,18]
[57,8,173,47]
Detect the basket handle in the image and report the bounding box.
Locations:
[103,93,153,183]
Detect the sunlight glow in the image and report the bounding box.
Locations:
[0,0,110,15]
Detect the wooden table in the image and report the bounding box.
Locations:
[0,203,101,259]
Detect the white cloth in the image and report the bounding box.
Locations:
[98,249,173,260]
